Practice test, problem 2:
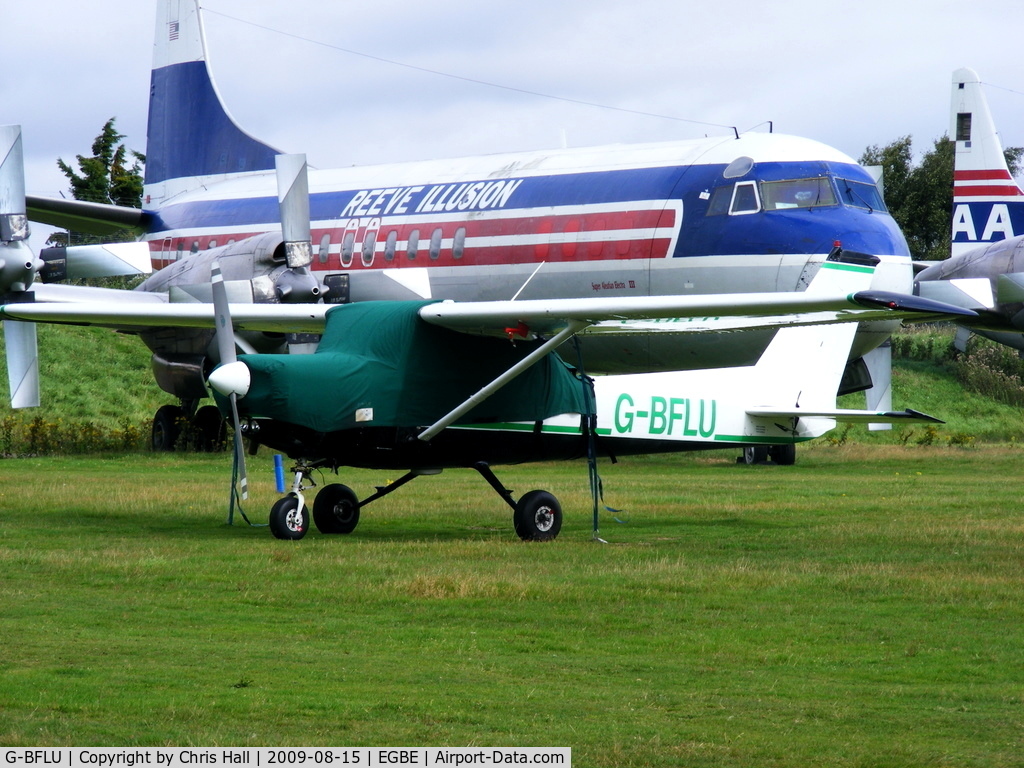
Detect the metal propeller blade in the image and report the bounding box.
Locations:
[273,153,322,304]
[210,260,247,500]
[1,124,41,408]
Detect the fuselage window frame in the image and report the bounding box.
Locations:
[730,181,760,215]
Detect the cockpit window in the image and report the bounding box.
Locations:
[706,181,760,215]
[731,181,759,213]
[760,178,836,211]
[837,178,887,212]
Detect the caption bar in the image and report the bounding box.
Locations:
[3,750,570,768]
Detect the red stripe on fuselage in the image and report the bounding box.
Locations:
[147,206,679,271]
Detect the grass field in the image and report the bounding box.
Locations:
[1,446,1021,765]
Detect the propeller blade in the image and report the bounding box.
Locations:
[209,260,248,500]
[4,319,39,408]
[276,154,312,269]
[228,392,248,501]
[210,261,237,366]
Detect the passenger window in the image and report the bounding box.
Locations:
[385,231,397,261]
[453,227,466,259]
[407,229,419,260]
[318,233,331,264]
[361,223,378,267]
[429,228,443,260]
[341,231,355,267]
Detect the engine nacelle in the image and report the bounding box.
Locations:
[151,352,211,400]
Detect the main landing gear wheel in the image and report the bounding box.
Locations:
[313,484,360,534]
[513,490,562,542]
[191,404,226,452]
[768,444,797,466]
[743,445,769,465]
[151,404,182,452]
[269,495,309,540]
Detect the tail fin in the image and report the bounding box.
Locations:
[145,0,280,207]
[950,67,1024,258]
[749,254,876,413]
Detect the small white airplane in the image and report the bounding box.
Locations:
[6,0,912,458]
[916,68,1024,349]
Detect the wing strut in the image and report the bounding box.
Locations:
[416,320,591,442]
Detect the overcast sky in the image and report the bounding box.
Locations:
[4,0,1024,226]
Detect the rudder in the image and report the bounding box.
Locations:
[145,0,279,206]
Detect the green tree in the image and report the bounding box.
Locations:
[860,136,1022,262]
[50,117,145,247]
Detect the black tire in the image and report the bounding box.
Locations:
[513,490,562,542]
[768,444,797,466]
[313,484,360,534]
[743,445,769,465]
[191,404,227,452]
[269,495,309,540]
[151,404,183,452]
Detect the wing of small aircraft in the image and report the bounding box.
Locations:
[0,280,976,336]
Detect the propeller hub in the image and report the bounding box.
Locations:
[208,360,251,398]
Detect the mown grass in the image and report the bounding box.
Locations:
[1,447,1022,765]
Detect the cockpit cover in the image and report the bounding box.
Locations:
[234,300,591,432]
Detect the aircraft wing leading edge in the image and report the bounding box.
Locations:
[0,289,977,336]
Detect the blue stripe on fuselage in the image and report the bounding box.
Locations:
[145,160,909,258]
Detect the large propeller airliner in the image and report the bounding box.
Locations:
[6,1,916,449]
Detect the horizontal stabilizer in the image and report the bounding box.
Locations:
[916,278,994,310]
[997,273,1024,304]
[746,407,943,424]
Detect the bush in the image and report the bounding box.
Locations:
[953,342,1024,407]
[0,414,149,457]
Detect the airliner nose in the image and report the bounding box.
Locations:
[208,360,251,398]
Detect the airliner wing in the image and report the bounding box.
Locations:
[0,290,975,335]
[0,300,333,334]
[26,195,150,236]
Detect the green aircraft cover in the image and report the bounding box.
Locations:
[234,300,592,433]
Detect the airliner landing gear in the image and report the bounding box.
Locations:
[151,402,227,452]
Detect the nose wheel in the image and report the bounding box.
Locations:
[269,495,309,540]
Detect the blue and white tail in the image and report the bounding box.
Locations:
[950,67,1024,258]
[145,0,280,207]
